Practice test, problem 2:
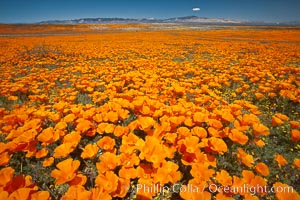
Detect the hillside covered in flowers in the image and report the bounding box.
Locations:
[0,25,299,200]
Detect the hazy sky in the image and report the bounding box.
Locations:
[0,0,299,23]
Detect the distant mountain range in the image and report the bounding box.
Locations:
[38,16,300,26]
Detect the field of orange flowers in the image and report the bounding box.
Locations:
[0,25,300,200]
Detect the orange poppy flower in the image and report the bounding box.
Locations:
[69,174,87,186]
[0,151,10,166]
[95,171,119,193]
[42,157,54,167]
[48,112,61,123]
[37,127,59,145]
[271,116,284,126]
[14,129,38,144]
[96,152,120,173]
[193,111,209,123]
[97,136,116,152]
[249,175,267,195]
[216,170,232,186]
[183,117,195,127]
[169,116,185,127]
[275,154,288,168]
[255,162,269,176]
[178,136,199,153]
[240,114,260,126]
[233,119,249,131]
[53,142,77,158]
[20,118,41,131]
[206,137,228,154]
[63,131,81,144]
[35,148,48,159]
[153,161,181,185]
[107,111,119,123]
[55,121,67,130]
[81,143,99,159]
[51,158,80,185]
[254,92,264,99]
[273,182,300,200]
[232,175,246,195]
[63,113,76,123]
[0,191,8,200]
[177,126,191,138]
[139,136,167,168]
[93,113,103,123]
[207,127,223,137]
[30,191,51,200]
[237,148,254,168]
[150,121,169,138]
[76,119,93,133]
[228,129,249,145]
[290,121,300,129]
[90,187,111,200]
[191,126,207,139]
[242,170,255,184]
[118,108,129,120]
[208,118,223,130]
[113,125,129,137]
[104,123,115,134]
[137,116,155,131]
[61,185,91,200]
[254,138,265,147]
[252,123,270,136]
[96,122,109,133]
[119,167,138,180]
[291,129,300,142]
[112,177,130,198]
[190,162,215,182]
[163,132,177,144]
[274,113,289,121]
[294,158,300,168]
[221,111,235,122]
[7,188,32,200]
[0,167,14,187]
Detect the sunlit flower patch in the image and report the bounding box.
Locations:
[0,25,299,199]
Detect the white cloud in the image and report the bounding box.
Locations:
[192,7,200,11]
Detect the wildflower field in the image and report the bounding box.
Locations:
[0,25,299,200]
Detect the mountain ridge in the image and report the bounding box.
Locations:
[37,16,300,26]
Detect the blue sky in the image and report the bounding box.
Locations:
[0,0,299,23]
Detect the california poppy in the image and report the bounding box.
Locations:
[0,167,14,187]
[81,143,99,159]
[53,142,77,158]
[51,158,80,185]
[273,182,300,200]
[294,158,300,168]
[237,148,254,168]
[252,123,269,136]
[37,127,59,145]
[96,152,120,173]
[97,136,116,152]
[42,157,54,167]
[61,185,91,200]
[191,126,207,139]
[95,171,119,193]
[0,151,10,166]
[275,154,288,168]
[216,169,232,186]
[255,162,269,176]
[30,191,51,200]
[229,129,249,145]
[291,129,300,142]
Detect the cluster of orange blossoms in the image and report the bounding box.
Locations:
[0,25,299,199]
